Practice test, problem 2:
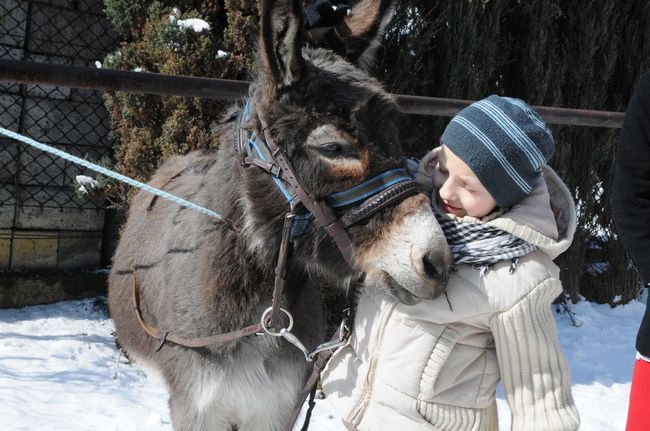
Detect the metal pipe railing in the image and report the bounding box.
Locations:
[0,59,625,128]
[0,59,249,101]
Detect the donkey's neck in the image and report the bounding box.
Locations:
[212,113,302,277]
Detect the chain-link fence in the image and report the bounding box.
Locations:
[0,0,118,275]
[1,0,118,217]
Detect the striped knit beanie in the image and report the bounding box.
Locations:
[441,95,554,208]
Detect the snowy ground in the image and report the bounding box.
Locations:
[0,293,644,431]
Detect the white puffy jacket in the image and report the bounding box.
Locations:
[321,151,580,431]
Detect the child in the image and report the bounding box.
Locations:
[321,95,580,430]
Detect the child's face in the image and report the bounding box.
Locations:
[431,145,497,218]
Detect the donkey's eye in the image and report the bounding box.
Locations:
[306,125,358,159]
[322,142,344,154]
[317,141,358,159]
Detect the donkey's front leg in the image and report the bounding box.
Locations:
[237,355,309,431]
[164,353,236,431]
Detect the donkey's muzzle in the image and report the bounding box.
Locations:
[357,198,453,305]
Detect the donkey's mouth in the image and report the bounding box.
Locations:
[380,271,420,306]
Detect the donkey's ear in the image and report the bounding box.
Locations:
[337,0,395,69]
[259,0,305,95]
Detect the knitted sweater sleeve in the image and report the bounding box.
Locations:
[489,279,580,431]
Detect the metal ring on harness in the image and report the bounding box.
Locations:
[260,307,294,336]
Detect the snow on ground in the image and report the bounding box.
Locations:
[0,293,644,430]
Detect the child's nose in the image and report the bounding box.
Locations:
[439,181,455,201]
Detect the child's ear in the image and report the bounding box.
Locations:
[414,149,439,193]
[422,146,442,167]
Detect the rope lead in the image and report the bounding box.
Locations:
[0,127,237,231]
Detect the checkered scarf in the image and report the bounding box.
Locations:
[434,212,537,270]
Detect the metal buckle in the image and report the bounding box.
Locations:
[307,340,345,360]
[260,306,294,336]
[281,329,313,362]
[305,309,352,361]
[338,307,351,341]
[258,306,350,362]
[269,163,281,177]
[260,307,314,361]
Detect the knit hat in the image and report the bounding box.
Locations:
[441,95,554,208]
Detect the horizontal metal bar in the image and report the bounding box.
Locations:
[0,59,249,100]
[395,94,625,128]
[0,59,624,128]
[532,104,624,128]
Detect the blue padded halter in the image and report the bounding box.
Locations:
[240,100,414,240]
[327,168,412,208]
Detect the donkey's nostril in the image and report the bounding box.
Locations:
[422,251,442,280]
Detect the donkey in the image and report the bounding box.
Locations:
[108,0,452,430]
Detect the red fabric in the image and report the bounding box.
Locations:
[627,358,650,431]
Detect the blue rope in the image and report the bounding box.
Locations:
[0,127,228,222]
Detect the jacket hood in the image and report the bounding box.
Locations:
[487,166,576,260]
[416,147,576,260]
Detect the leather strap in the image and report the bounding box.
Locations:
[340,180,422,227]
[284,275,361,431]
[270,213,295,327]
[239,106,420,266]
[258,114,355,264]
[133,275,264,349]
[284,348,334,431]
[132,213,297,350]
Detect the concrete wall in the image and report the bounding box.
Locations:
[0,0,118,307]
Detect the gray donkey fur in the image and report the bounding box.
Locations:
[108,1,452,430]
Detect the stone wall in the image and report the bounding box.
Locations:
[0,0,118,306]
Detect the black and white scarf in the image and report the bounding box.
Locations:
[435,212,537,272]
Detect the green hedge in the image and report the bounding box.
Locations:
[102,0,257,183]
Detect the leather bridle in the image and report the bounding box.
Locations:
[236,101,422,263]
[134,99,422,348]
